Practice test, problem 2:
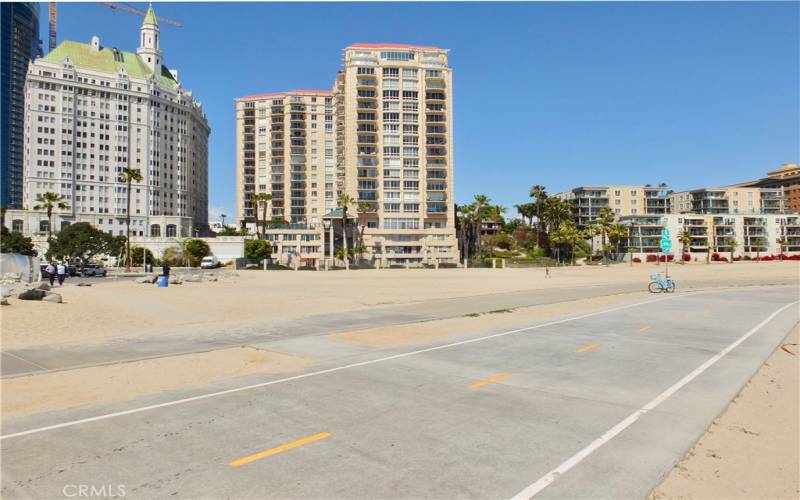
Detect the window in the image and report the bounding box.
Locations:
[384,218,419,229]
[402,68,418,78]
[381,51,415,61]
[150,224,161,237]
[39,220,50,233]
[383,68,400,77]
[12,220,23,232]
[166,224,177,237]
[356,67,375,75]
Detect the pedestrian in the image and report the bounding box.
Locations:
[56,261,66,286]
[45,262,56,286]
[162,262,170,278]
[545,265,550,278]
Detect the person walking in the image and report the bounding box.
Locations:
[162,262,170,278]
[56,261,66,286]
[45,262,56,286]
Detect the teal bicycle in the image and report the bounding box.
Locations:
[649,272,675,293]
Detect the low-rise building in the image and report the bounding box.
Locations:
[556,185,669,226]
[620,213,799,258]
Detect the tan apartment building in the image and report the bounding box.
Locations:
[334,43,459,265]
[235,43,459,266]
[235,90,336,229]
[737,163,800,213]
[668,186,787,215]
[555,185,669,226]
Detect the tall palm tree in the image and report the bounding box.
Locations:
[596,207,615,264]
[356,201,373,260]
[541,197,573,234]
[473,195,494,257]
[457,203,479,261]
[33,192,68,241]
[220,213,228,228]
[528,185,548,247]
[254,193,273,239]
[514,203,536,228]
[678,230,691,261]
[119,167,143,271]
[607,223,628,261]
[337,193,356,265]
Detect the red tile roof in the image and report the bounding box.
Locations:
[349,43,445,51]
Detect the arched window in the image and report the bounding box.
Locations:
[150,224,161,237]
[165,224,176,237]
[11,220,23,232]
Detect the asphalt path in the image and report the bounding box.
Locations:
[1,286,797,499]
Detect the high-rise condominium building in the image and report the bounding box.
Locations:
[236,43,459,266]
[3,5,210,238]
[235,90,336,228]
[336,43,458,265]
[1,2,42,209]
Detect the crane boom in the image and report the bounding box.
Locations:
[101,2,183,27]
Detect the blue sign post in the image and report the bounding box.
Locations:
[660,229,671,276]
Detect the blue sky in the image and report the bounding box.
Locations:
[42,1,799,220]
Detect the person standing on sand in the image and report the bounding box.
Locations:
[56,262,66,286]
[45,262,56,286]
[162,262,170,278]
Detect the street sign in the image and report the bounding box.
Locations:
[660,240,671,252]
[661,228,670,238]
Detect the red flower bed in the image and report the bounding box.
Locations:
[681,253,691,262]
[646,254,658,263]
[632,257,642,263]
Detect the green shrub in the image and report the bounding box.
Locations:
[244,239,272,260]
[183,239,210,266]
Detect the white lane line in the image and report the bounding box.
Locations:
[0,295,678,441]
[510,299,799,500]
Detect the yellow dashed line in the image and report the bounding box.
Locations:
[229,432,331,467]
[575,343,601,353]
[469,372,512,389]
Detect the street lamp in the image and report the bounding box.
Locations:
[322,218,332,270]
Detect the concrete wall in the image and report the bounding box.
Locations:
[128,236,245,263]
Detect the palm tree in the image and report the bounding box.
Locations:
[337,193,356,265]
[728,238,737,263]
[776,237,788,261]
[678,230,691,261]
[551,220,582,265]
[473,194,491,257]
[33,192,68,241]
[750,237,765,261]
[220,213,228,228]
[514,203,536,228]
[541,197,573,234]
[254,193,273,238]
[457,203,479,261]
[596,207,615,264]
[118,167,143,271]
[356,201,373,261]
[607,223,628,261]
[528,185,548,247]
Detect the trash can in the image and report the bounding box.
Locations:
[157,275,169,287]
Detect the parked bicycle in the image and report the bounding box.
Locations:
[648,272,675,293]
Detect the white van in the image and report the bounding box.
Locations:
[200,255,220,269]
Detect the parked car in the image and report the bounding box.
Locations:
[81,263,107,277]
[200,255,220,269]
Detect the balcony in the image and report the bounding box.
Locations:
[425,92,446,101]
[427,203,448,214]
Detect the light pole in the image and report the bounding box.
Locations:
[323,218,332,270]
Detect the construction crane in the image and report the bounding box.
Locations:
[46,2,181,54]
[101,3,183,28]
